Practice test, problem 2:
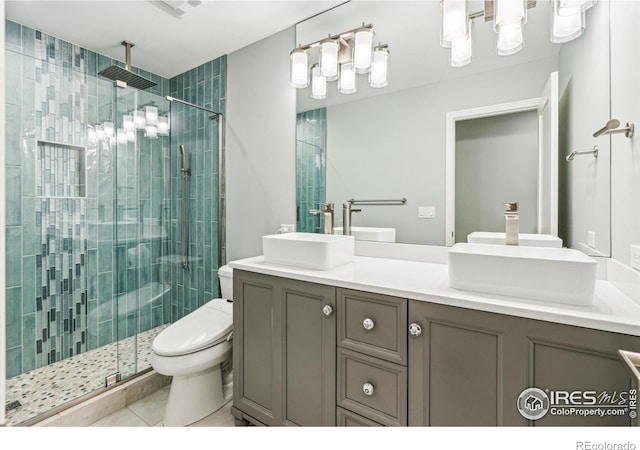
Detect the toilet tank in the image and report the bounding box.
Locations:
[218,265,233,299]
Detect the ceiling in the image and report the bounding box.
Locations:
[5,0,346,78]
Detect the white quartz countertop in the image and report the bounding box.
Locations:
[229,255,640,337]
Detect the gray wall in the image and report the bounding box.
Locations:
[325,57,557,245]
[455,111,539,243]
[226,28,297,261]
[558,0,610,255]
[610,0,640,267]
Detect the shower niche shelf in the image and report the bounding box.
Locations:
[36,140,87,198]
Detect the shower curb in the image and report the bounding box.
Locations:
[28,370,171,427]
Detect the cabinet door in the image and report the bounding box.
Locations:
[408,300,527,426]
[233,270,336,426]
[282,278,336,426]
[233,270,283,425]
[523,319,640,426]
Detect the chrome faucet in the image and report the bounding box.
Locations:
[310,202,335,234]
[342,203,361,236]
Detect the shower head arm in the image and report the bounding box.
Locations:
[121,41,134,71]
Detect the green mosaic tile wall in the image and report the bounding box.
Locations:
[296,108,326,233]
[5,19,227,378]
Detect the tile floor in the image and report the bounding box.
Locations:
[89,386,235,427]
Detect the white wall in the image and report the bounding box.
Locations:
[1,1,6,426]
[326,57,557,245]
[610,0,640,267]
[226,27,297,261]
[557,0,611,255]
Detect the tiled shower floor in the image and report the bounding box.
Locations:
[5,325,168,426]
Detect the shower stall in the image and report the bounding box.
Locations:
[4,22,225,425]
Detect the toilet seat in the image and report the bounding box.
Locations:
[152,298,232,357]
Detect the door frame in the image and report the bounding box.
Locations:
[445,97,556,245]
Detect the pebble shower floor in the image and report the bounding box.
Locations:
[4,325,167,426]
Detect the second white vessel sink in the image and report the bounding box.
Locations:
[334,226,396,242]
[263,232,355,270]
[448,243,597,306]
[467,232,563,248]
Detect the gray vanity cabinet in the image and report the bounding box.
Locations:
[408,300,640,426]
[231,270,336,426]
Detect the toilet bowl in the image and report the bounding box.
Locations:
[151,265,233,426]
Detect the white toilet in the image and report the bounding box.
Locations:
[151,265,234,426]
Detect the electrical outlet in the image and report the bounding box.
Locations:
[587,231,596,249]
[418,206,436,219]
[631,244,640,271]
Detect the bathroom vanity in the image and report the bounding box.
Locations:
[229,254,640,427]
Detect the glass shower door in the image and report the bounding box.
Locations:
[113,86,172,380]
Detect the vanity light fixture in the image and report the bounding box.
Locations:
[290,23,390,99]
[440,0,597,67]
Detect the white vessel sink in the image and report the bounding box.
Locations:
[263,232,355,270]
[334,226,396,242]
[448,243,596,306]
[467,232,563,248]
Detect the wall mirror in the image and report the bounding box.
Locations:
[294,0,612,256]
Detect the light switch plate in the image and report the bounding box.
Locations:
[418,206,436,219]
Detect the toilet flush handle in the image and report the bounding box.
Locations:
[226,331,233,342]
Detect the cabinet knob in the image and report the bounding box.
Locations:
[362,382,375,396]
[322,305,334,317]
[362,318,375,331]
[409,323,422,337]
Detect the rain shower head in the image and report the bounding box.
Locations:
[98,41,157,90]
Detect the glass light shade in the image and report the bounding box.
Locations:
[145,125,158,139]
[310,64,327,100]
[338,62,357,94]
[145,106,158,126]
[319,38,339,81]
[157,116,170,135]
[95,124,104,140]
[551,2,585,43]
[557,0,596,16]
[117,128,128,145]
[122,114,134,133]
[103,121,115,138]
[290,48,309,88]
[353,27,374,74]
[494,0,527,32]
[440,0,468,48]
[126,130,136,142]
[450,26,472,67]
[369,45,389,88]
[496,24,524,56]
[133,110,146,129]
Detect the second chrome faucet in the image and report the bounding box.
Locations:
[342,203,361,236]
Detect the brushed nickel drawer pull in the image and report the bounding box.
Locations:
[363,318,375,331]
[362,382,375,396]
[322,305,334,317]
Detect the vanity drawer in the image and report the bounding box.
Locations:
[337,348,407,426]
[337,288,407,365]
[336,407,382,427]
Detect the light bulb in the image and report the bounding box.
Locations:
[117,128,128,145]
[290,48,309,88]
[450,24,472,67]
[157,116,170,135]
[551,1,585,43]
[145,106,158,126]
[133,110,146,129]
[369,45,389,88]
[319,38,339,81]
[440,0,468,48]
[353,27,374,74]
[338,61,357,94]
[496,24,524,56]
[103,121,115,138]
[123,114,134,133]
[145,125,158,139]
[310,64,327,100]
